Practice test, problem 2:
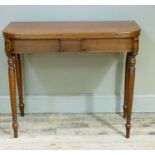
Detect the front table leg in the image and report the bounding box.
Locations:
[126,52,137,138]
[8,55,18,138]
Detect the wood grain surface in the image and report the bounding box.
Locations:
[3,21,140,39]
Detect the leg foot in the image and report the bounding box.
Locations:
[12,122,18,138]
[19,101,24,117]
[125,122,131,138]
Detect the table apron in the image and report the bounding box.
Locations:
[10,38,134,53]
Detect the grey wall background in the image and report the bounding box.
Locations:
[0,6,155,113]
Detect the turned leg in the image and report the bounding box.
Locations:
[125,52,136,138]
[8,55,18,138]
[15,54,24,117]
[123,53,129,118]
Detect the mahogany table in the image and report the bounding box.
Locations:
[3,21,140,138]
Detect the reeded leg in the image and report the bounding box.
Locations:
[8,55,18,138]
[15,54,24,117]
[123,53,129,118]
[125,52,136,138]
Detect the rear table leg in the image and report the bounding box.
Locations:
[15,54,24,117]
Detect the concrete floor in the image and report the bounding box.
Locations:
[0,113,155,149]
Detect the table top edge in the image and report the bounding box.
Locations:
[3,21,141,39]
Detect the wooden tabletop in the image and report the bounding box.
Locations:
[3,21,140,39]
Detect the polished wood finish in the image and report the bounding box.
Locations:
[123,53,129,118]
[13,40,59,53]
[61,40,81,52]
[8,55,18,138]
[11,38,134,54]
[3,21,140,138]
[3,21,140,39]
[83,39,133,52]
[126,52,137,138]
[125,37,138,138]
[15,54,24,116]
